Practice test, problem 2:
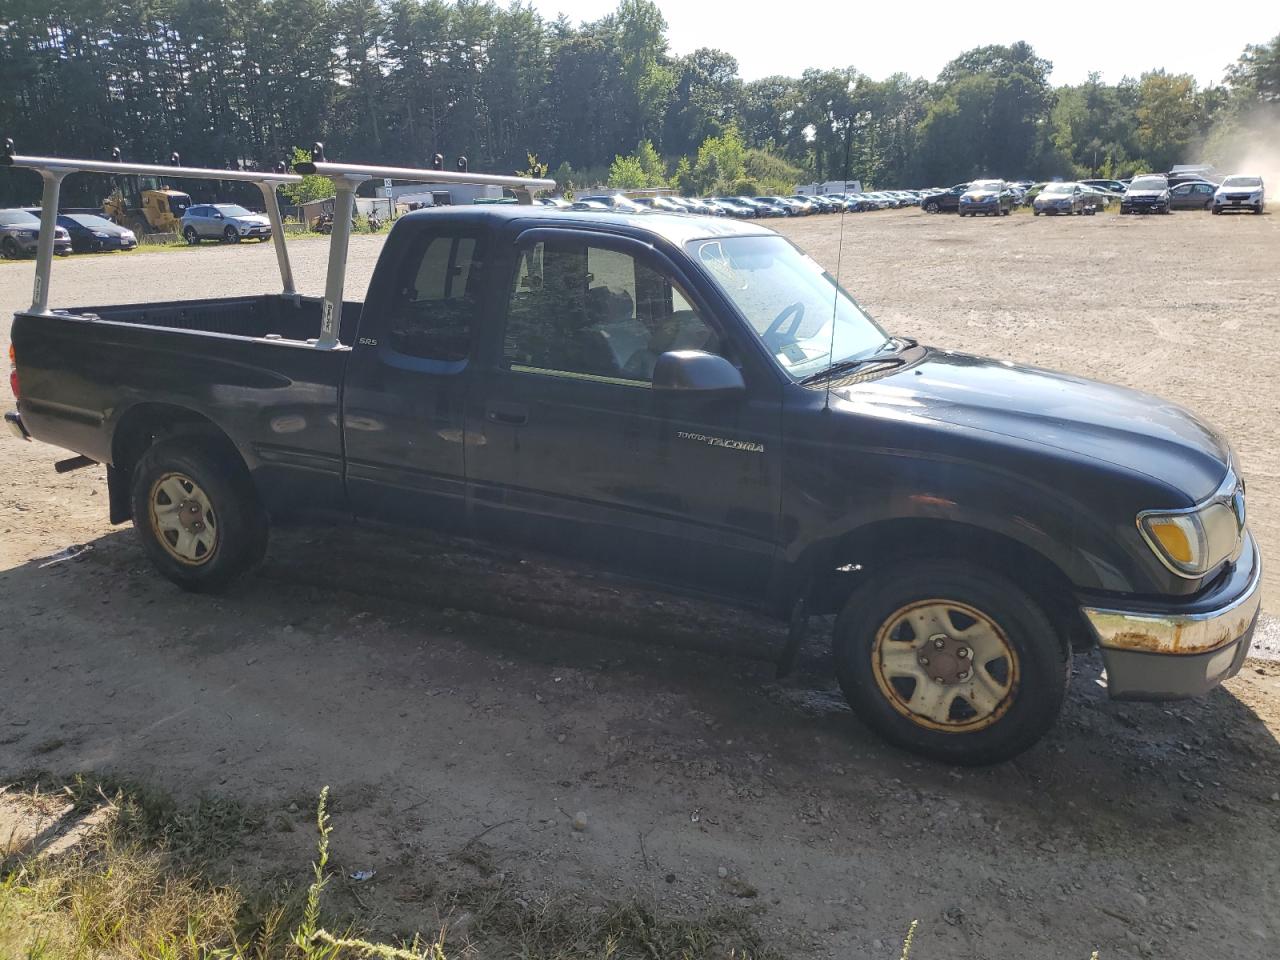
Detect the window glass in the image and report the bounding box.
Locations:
[504,239,720,383]
[388,232,487,361]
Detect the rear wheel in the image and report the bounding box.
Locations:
[924,201,939,213]
[130,438,269,592]
[183,226,200,244]
[2,237,20,259]
[833,562,1070,765]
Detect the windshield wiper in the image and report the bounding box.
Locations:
[799,337,915,384]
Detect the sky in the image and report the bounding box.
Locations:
[530,0,1280,88]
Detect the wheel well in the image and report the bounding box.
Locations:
[807,518,1093,654]
[108,403,246,523]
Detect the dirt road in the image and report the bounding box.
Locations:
[2,210,1279,958]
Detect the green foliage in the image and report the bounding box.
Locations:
[280,147,335,206]
[518,152,549,179]
[693,124,747,193]
[0,6,1276,206]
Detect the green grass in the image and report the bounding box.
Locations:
[0,776,793,960]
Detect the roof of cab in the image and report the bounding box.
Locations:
[396,205,774,247]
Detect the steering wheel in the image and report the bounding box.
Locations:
[762,301,805,352]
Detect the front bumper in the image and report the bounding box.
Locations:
[1081,533,1262,700]
[5,410,31,441]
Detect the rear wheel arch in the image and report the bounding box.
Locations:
[108,403,254,523]
[802,518,1092,656]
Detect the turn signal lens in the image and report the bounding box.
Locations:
[1145,516,1199,565]
[7,343,17,399]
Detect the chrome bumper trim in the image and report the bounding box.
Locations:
[1082,557,1262,656]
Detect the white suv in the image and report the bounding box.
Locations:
[1213,175,1265,215]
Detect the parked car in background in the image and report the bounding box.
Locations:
[1080,179,1127,195]
[785,195,819,214]
[920,184,969,213]
[537,197,570,208]
[1033,182,1088,216]
[1120,175,1171,214]
[181,203,273,243]
[632,197,684,213]
[571,199,611,212]
[1213,175,1265,214]
[57,213,138,252]
[575,195,646,214]
[1167,181,1217,211]
[708,198,756,218]
[736,197,784,217]
[0,209,71,258]
[959,180,1013,217]
[681,198,723,216]
[1079,185,1115,211]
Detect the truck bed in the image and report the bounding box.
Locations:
[11,294,365,518]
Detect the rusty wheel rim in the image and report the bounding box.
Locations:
[871,599,1019,733]
[149,472,218,566]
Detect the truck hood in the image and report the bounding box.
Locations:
[832,350,1230,501]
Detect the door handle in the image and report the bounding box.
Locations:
[486,401,528,426]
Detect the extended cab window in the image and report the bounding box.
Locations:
[503,239,720,383]
[388,232,487,361]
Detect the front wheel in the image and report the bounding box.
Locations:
[924,201,939,213]
[833,562,1070,765]
[223,226,240,243]
[130,438,269,592]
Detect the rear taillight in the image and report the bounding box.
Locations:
[8,343,18,399]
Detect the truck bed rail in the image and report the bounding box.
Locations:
[1,139,556,351]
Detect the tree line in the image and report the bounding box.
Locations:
[1,0,1278,205]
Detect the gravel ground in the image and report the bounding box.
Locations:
[2,208,1278,959]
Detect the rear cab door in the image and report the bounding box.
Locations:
[340,216,495,531]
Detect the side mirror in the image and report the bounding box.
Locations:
[653,350,745,396]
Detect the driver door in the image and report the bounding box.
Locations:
[465,227,783,599]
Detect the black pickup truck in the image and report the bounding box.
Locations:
[7,205,1261,764]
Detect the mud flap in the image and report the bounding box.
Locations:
[107,464,132,524]
[776,598,809,679]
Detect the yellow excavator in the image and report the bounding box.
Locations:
[102,179,193,235]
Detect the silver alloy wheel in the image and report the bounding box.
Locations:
[149,472,218,565]
[872,599,1019,732]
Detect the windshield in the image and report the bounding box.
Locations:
[215,204,253,217]
[1130,176,1167,191]
[68,214,115,228]
[688,235,887,381]
[1222,176,1261,188]
[969,180,1002,192]
[0,210,40,227]
[1043,183,1072,195]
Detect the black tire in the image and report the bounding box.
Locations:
[184,226,201,244]
[833,561,1070,765]
[130,438,269,592]
[1,237,18,259]
[223,225,240,243]
[924,201,939,213]
[1212,206,1221,215]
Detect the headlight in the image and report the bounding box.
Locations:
[239,225,251,234]
[17,230,35,239]
[92,231,109,238]
[122,230,135,240]
[1140,496,1243,577]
